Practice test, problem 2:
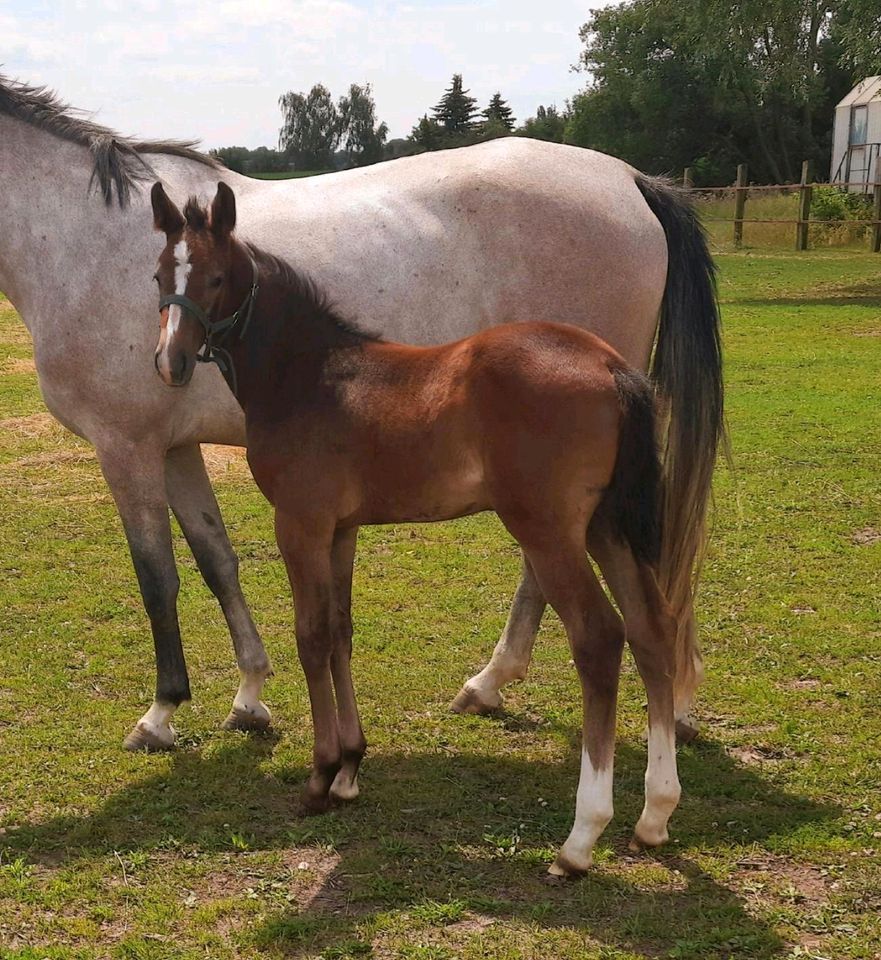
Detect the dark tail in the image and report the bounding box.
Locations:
[635,174,726,712]
[607,365,663,568]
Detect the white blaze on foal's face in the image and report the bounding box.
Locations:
[166,238,192,338]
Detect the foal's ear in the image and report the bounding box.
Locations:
[151,182,185,235]
[210,181,237,237]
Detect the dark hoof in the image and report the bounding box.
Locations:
[222,706,272,733]
[301,788,332,816]
[123,724,175,752]
[450,685,501,716]
[675,717,700,745]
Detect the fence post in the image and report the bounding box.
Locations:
[733,163,748,248]
[873,180,881,253]
[683,167,693,189]
[796,160,813,251]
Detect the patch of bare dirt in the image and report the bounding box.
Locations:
[726,744,794,765]
[852,527,881,546]
[201,443,249,482]
[0,357,36,375]
[0,412,62,439]
[731,854,831,907]
[186,848,343,915]
[788,678,821,690]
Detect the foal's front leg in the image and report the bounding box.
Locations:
[275,511,341,812]
[328,527,367,802]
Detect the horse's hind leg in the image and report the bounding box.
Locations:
[98,441,189,751]
[589,524,681,849]
[501,512,624,877]
[327,527,367,802]
[164,445,273,732]
[451,552,545,714]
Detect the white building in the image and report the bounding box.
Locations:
[831,76,881,192]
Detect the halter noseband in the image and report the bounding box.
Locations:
[158,255,260,395]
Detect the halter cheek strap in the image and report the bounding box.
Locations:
[158,255,259,395]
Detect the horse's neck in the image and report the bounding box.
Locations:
[0,117,224,340]
[230,267,362,411]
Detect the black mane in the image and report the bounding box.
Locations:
[0,74,220,207]
[245,243,383,347]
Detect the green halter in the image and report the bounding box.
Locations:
[158,255,260,395]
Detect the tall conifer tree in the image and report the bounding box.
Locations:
[483,92,516,131]
[432,74,479,133]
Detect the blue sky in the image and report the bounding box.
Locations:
[1,0,613,148]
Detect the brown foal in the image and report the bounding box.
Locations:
[149,181,682,876]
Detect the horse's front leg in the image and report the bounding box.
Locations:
[451,553,545,714]
[164,444,273,732]
[98,440,189,751]
[275,510,340,812]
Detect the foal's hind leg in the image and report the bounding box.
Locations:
[327,528,367,803]
[501,513,624,877]
[451,553,545,714]
[589,525,681,849]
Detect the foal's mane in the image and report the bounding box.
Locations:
[244,242,383,347]
[0,74,220,208]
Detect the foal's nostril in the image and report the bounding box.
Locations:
[175,352,190,383]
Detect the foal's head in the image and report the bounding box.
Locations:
[151,181,241,386]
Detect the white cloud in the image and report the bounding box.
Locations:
[2,0,612,146]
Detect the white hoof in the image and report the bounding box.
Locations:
[222,700,272,732]
[548,850,591,878]
[328,771,359,802]
[123,721,176,752]
[450,683,502,715]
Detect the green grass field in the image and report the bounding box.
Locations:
[1,250,880,959]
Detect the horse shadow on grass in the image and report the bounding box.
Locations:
[2,729,838,959]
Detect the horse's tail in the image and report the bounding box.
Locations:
[634,173,726,718]
[606,364,663,569]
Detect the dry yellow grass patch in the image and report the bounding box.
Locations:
[202,443,250,483]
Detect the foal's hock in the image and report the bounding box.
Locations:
[149,180,681,877]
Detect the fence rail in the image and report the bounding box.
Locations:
[683,162,881,252]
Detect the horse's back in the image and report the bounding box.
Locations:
[238,139,667,364]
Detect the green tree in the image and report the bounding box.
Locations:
[432,74,479,133]
[408,114,445,151]
[209,146,251,173]
[483,92,515,131]
[278,84,341,171]
[566,0,867,184]
[520,105,568,143]
[337,82,389,166]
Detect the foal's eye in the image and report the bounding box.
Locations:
[209,276,223,289]
[152,274,159,285]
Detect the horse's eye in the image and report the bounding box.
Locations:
[210,276,223,289]
[152,274,159,284]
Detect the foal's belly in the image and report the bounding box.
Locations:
[347,453,490,527]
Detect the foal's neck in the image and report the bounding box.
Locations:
[225,242,374,410]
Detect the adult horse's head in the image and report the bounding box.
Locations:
[150,180,239,386]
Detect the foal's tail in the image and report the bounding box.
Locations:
[606,365,663,568]
[635,174,726,714]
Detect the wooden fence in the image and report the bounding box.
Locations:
[683,162,881,252]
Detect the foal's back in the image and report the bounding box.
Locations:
[255,321,628,529]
